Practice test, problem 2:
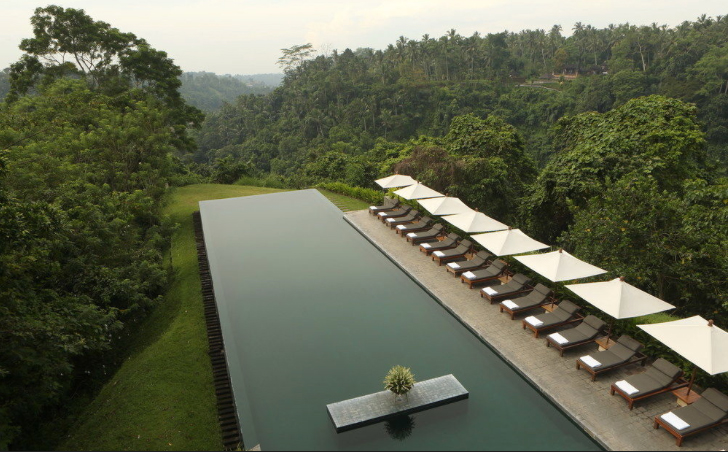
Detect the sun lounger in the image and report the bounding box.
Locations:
[653,388,728,447]
[521,299,582,337]
[369,197,399,215]
[432,240,473,266]
[576,335,648,381]
[446,250,493,276]
[544,315,607,355]
[406,224,444,245]
[480,273,532,303]
[611,358,688,410]
[377,205,412,222]
[459,260,508,288]
[385,210,420,228]
[499,284,555,319]
[419,233,460,255]
[395,216,433,235]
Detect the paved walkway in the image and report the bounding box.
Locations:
[345,210,727,451]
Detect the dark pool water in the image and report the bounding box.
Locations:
[199,190,601,451]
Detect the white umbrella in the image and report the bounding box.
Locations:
[393,183,445,200]
[375,174,417,189]
[514,249,608,282]
[417,197,472,216]
[443,210,509,233]
[470,228,549,256]
[639,316,728,393]
[565,277,675,320]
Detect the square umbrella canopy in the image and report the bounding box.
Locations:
[443,210,509,233]
[375,174,417,189]
[417,196,473,216]
[470,228,550,256]
[514,249,608,282]
[639,316,728,377]
[393,182,445,200]
[565,277,675,320]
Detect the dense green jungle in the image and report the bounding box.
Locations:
[0,5,726,450]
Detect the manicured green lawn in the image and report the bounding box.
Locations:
[62,185,286,451]
[316,189,370,212]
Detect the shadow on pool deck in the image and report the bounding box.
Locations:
[345,210,727,452]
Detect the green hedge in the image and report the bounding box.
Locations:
[316,182,384,205]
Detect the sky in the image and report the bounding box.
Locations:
[1,0,726,75]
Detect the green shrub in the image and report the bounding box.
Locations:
[316,182,384,205]
[383,366,416,396]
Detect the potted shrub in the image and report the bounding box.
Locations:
[383,366,416,402]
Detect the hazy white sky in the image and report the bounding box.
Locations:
[2,0,726,75]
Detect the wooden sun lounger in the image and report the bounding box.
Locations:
[653,388,728,447]
[499,283,554,319]
[610,358,689,410]
[521,300,582,337]
[377,205,412,223]
[395,216,433,235]
[544,315,607,355]
[445,251,493,276]
[575,335,649,381]
[432,240,473,266]
[459,260,508,289]
[368,197,399,215]
[385,210,420,228]
[480,274,532,303]
[419,233,460,256]
[405,224,444,245]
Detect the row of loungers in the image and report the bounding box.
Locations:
[368,198,728,446]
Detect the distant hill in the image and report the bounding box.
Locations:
[233,73,284,87]
[180,72,282,111]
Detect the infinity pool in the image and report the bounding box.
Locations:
[199,189,601,450]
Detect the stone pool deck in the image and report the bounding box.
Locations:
[345,210,727,451]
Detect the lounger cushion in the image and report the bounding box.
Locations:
[512,274,530,285]
[533,283,552,296]
[668,406,717,434]
[609,343,638,361]
[651,359,683,384]
[691,398,726,422]
[553,308,574,322]
[585,351,625,369]
[701,388,728,413]
[533,312,565,329]
[623,373,666,397]
[559,327,592,344]
[616,335,643,353]
[439,244,468,257]
[583,315,607,332]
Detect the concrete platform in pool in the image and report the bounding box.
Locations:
[345,209,728,451]
[199,189,601,450]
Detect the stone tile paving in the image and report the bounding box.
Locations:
[345,210,728,451]
[327,375,468,432]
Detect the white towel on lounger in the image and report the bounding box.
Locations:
[580,355,602,368]
[370,206,377,210]
[525,316,543,327]
[615,380,640,396]
[661,412,690,431]
[448,263,460,269]
[397,225,406,230]
[483,287,498,296]
[463,271,476,279]
[407,233,417,238]
[502,300,519,310]
[421,243,431,249]
[433,251,445,257]
[549,332,569,345]
[387,217,395,222]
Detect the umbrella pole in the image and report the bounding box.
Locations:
[687,367,697,396]
[606,319,614,347]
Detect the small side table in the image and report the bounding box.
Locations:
[672,387,701,407]
[594,337,616,351]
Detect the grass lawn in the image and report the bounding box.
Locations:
[61,184,286,451]
[316,189,370,211]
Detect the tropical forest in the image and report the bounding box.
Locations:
[0,5,726,450]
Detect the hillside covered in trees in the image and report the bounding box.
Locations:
[0,5,727,450]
